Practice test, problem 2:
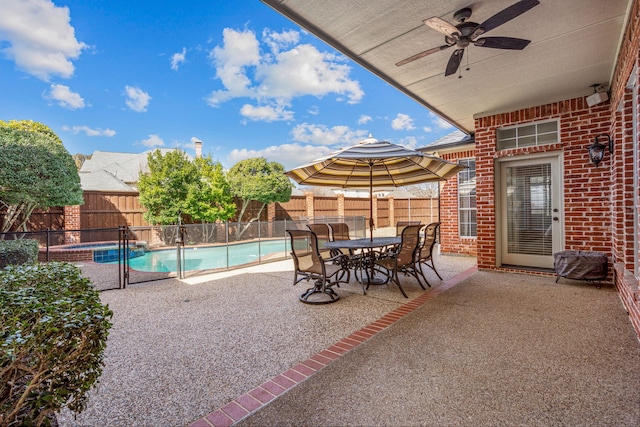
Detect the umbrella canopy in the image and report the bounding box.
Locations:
[286,136,466,238]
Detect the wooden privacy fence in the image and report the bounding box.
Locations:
[2,191,439,231]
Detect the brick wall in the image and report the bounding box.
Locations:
[468,0,640,338]
[608,0,640,338]
[474,98,612,270]
[63,205,81,244]
[440,150,477,255]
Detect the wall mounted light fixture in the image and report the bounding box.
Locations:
[588,134,612,167]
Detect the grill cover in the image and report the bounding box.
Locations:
[553,250,608,280]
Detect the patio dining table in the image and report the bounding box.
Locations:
[324,236,401,291]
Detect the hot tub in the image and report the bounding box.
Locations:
[40,241,147,263]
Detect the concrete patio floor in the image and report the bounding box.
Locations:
[58,249,640,426]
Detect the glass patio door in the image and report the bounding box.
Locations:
[499,155,562,268]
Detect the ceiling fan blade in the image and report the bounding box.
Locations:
[396,45,451,66]
[474,37,531,50]
[424,17,460,38]
[471,0,540,38]
[445,49,464,76]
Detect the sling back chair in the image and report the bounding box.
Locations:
[328,222,350,241]
[328,222,368,282]
[415,222,442,285]
[395,220,422,236]
[287,229,350,304]
[306,223,333,257]
[374,224,425,298]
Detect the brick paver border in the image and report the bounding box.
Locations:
[188,265,478,427]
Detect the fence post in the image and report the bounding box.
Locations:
[225,221,229,270]
[305,191,314,222]
[46,228,50,262]
[175,218,183,280]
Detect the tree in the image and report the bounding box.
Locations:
[0,125,83,232]
[404,182,440,198]
[138,149,198,225]
[0,119,63,144]
[183,156,236,241]
[72,153,91,170]
[227,158,292,238]
[137,150,236,232]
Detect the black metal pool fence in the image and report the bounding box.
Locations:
[0,217,366,290]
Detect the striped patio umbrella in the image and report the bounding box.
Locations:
[286,135,465,239]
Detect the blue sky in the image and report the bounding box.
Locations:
[0,0,456,170]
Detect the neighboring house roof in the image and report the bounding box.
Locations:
[417,130,475,155]
[79,170,137,192]
[79,148,184,191]
[418,130,474,153]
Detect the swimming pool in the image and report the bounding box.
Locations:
[102,239,291,272]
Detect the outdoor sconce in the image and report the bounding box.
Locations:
[588,134,612,167]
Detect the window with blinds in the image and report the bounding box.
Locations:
[497,120,559,150]
[505,163,553,256]
[458,159,476,237]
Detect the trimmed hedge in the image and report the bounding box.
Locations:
[0,239,39,269]
[0,262,113,426]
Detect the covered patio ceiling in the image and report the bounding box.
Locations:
[260,0,630,134]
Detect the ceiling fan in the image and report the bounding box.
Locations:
[396,0,540,76]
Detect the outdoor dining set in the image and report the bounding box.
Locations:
[286,221,442,304]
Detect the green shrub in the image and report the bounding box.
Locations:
[0,239,39,269]
[0,262,113,426]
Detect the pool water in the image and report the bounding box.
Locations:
[104,239,291,272]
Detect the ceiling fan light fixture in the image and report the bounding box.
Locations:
[471,27,486,39]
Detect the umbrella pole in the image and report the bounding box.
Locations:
[369,162,374,241]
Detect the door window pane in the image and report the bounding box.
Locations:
[505,163,553,256]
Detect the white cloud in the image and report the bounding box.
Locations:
[423,126,433,133]
[358,114,372,125]
[429,112,454,129]
[170,47,186,70]
[44,83,85,109]
[291,123,368,146]
[0,0,87,80]
[308,105,320,115]
[396,136,419,150]
[227,143,333,170]
[391,113,416,131]
[140,134,164,147]
[258,44,363,103]
[262,28,299,54]
[207,28,260,105]
[206,28,364,120]
[124,85,151,112]
[62,125,115,137]
[240,102,294,122]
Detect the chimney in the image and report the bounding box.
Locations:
[191,137,203,159]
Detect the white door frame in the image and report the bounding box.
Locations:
[495,151,565,268]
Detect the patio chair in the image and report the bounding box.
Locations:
[306,223,333,257]
[374,224,425,298]
[396,220,422,236]
[328,222,368,281]
[286,229,350,304]
[328,222,356,256]
[328,222,351,241]
[415,222,442,284]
